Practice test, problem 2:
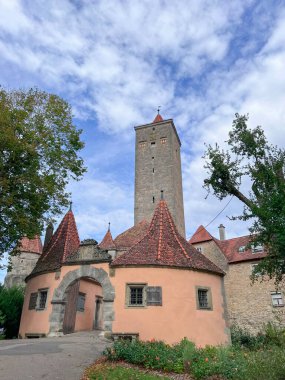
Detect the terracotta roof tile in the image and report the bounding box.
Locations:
[29,210,80,277]
[153,114,163,123]
[215,235,266,263]
[112,201,223,275]
[99,229,116,250]
[114,220,150,249]
[189,225,213,244]
[19,236,42,254]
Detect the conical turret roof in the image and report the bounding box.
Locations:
[29,210,80,278]
[153,113,163,123]
[19,236,42,254]
[99,229,116,250]
[112,200,223,275]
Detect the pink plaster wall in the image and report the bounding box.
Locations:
[109,267,229,346]
[74,279,102,332]
[20,263,229,347]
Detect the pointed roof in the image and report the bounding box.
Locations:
[112,201,223,274]
[19,236,42,255]
[153,113,164,123]
[189,225,213,244]
[114,220,150,250]
[99,229,116,250]
[29,210,80,278]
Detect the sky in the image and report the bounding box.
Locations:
[1,0,285,282]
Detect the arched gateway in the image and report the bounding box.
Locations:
[48,265,115,336]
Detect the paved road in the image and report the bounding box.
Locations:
[0,331,111,380]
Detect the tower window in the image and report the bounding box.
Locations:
[160,137,167,144]
[153,168,155,173]
[151,141,156,146]
[152,196,155,203]
[139,141,146,149]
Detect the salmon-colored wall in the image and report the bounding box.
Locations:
[110,267,229,347]
[74,279,102,332]
[19,264,108,337]
[19,263,229,347]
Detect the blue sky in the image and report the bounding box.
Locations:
[1,0,285,282]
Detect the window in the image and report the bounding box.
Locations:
[160,137,167,145]
[196,247,202,253]
[152,196,155,203]
[151,141,156,146]
[196,287,212,310]
[251,263,261,276]
[37,289,48,310]
[77,292,86,312]
[126,284,147,307]
[139,141,146,149]
[29,292,38,310]
[238,246,246,253]
[271,292,284,307]
[146,287,162,306]
[251,244,263,253]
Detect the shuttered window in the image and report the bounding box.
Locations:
[146,287,162,306]
[29,292,38,310]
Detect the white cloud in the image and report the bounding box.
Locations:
[0,0,285,266]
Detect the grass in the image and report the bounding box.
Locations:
[88,363,172,380]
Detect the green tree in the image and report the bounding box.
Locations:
[0,87,86,262]
[204,114,285,283]
[0,285,24,338]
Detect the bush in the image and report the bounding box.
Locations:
[0,285,24,339]
[105,335,285,380]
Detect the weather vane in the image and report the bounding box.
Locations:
[157,106,161,114]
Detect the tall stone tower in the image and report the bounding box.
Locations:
[134,113,185,237]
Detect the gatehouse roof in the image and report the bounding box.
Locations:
[112,200,223,275]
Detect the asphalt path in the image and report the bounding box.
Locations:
[0,331,111,380]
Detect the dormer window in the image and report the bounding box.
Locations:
[251,244,263,253]
[238,246,246,253]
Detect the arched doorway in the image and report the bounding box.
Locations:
[48,266,115,337]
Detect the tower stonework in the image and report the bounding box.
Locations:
[134,116,186,237]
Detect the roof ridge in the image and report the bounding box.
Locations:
[163,201,189,259]
[157,201,163,260]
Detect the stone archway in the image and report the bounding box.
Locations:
[48,265,115,337]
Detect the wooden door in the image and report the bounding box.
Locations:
[63,280,80,334]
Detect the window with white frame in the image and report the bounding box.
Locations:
[271,292,284,307]
[251,263,261,276]
[251,244,263,253]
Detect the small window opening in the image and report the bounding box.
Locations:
[77,292,86,312]
[151,141,156,146]
[152,127,155,131]
[153,168,155,173]
[152,196,155,203]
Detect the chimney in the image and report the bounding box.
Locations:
[218,224,226,241]
[43,221,54,250]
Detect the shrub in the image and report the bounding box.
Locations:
[0,285,24,339]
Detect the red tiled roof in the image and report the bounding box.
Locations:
[114,220,150,249]
[30,210,80,277]
[99,229,116,250]
[189,225,213,244]
[215,235,266,263]
[153,113,163,123]
[112,200,223,275]
[19,236,42,254]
